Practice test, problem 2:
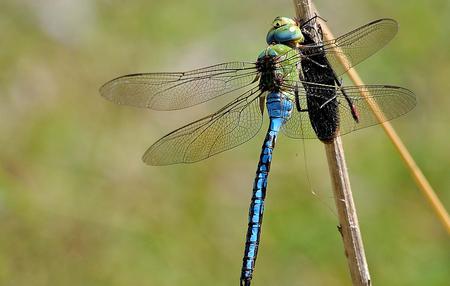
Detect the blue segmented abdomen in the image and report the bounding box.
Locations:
[240,91,293,286]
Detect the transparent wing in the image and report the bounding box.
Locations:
[281,84,416,139]
[298,18,398,76]
[143,88,264,165]
[100,61,259,110]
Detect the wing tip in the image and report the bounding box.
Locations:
[382,85,415,96]
[142,146,162,166]
[99,81,110,98]
[142,144,184,166]
[372,18,398,26]
[99,72,148,97]
[365,18,398,36]
[99,78,119,101]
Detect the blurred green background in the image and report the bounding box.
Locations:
[1,0,449,285]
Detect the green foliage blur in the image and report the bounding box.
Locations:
[1,0,449,285]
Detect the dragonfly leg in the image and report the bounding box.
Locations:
[298,50,328,68]
[335,78,360,122]
[299,13,328,28]
[294,83,308,112]
[299,13,326,44]
[324,57,360,123]
[319,93,338,109]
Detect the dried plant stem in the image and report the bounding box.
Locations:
[292,0,371,285]
[324,138,371,286]
[309,3,450,235]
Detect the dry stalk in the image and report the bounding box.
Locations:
[292,0,371,285]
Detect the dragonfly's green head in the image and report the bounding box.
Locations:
[266,16,304,45]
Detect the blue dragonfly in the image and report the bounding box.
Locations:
[100,16,415,286]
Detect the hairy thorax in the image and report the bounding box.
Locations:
[256,44,299,98]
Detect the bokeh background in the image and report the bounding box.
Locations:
[1,0,449,285]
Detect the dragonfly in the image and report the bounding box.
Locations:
[100,16,415,286]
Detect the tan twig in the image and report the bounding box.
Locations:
[309,3,450,235]
[292,1,371,285]
[324,138,371,286]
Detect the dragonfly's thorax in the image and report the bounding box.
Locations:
[256,55,283,92]
[256,44,299,94]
